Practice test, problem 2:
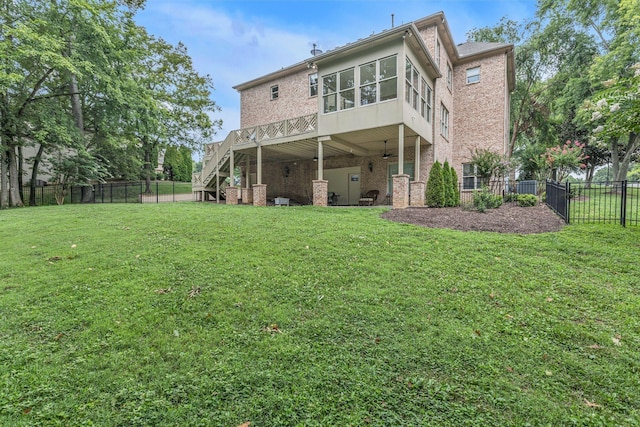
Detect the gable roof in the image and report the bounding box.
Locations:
[234,11,515,92]
[457,41,512,58]
[233,22,440,92]
[413,11,515,91]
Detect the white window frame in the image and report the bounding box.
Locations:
[322,74,337,113]
[421,77,432,122]
[378,55,398,102]
[270,85,279,100]
[322,68,355,113]
[466,67,480,84]
[338,68,355,110]
[360,55,397,106]
[405,57,419,110]
[309,73,318,97]
[463,163,478,190]
[440,104,449,139]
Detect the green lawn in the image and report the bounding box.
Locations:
[1,203,639,426]
[569,183,640,226]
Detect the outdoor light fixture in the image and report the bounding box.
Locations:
[368,162,373,172]
[313,156,318,162]
[284,166,290,177]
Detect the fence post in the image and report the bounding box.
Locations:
[621,180,627,227]
[140,181,143,203]
[173,181,175,202]
[565,181,571,224]
[156,181,159,203]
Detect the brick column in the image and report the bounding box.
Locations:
[313,180,328,207]
[392,174,410,209]
[252,184,267,206]
[242,187,253,204]
[226,186,239,205]
[410,181,425,206]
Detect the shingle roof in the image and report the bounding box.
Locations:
[456,41,512,58]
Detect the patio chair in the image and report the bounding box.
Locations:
[359,190,379,206]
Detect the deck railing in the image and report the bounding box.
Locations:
[193,113,318,189]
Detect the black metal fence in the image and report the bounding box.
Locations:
[545,180,640,226]
[458,179,538,206]
[19,181,193,206]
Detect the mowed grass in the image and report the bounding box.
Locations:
[1,203,639,426]
[570,183,640,226]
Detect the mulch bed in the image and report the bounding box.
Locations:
[380,203,566,234]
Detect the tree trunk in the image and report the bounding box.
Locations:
[17,145,23,202]
[610,140,620,183]
[30,143,44,206]
[7,147,23,207]
[144,141,152,194]
[0,147,7,209]
[615,133,639,182]
[70,72,84,133]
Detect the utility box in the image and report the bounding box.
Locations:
[517,180,537,195]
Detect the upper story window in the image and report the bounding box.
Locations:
[446,63,452,91]
[435,39,441,69]
[405,58,419,110]
[339,68,355,110]
[421,77,432,122]
[440,104,449,139]
[360,55,397,106]
[270,85,279,100]
[466,67,480,84]
[323,68,355,113]
[309,73,318,97]
[405,57,431,123]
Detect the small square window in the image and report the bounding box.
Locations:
[466,67,480,84]
[270,85,279,100]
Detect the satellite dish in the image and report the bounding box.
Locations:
[310,43,323,56]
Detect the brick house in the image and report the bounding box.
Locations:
[193,11,515,208]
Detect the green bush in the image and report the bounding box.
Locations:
[426,161,445,207]
[472,186,503,213]
[450,166,460,207]
[504,193,518,203]
[517,194,538,207]
[442,161,454,207]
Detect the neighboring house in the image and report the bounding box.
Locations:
[193,11,515,208]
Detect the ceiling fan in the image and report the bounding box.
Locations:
[382,140,396,159]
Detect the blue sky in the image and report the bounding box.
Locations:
[134,0,538,152]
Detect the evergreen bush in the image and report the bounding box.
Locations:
[425,161,445,207]
[442,161,454,207]
[450,166,460,207]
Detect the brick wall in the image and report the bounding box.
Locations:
[452,54,508,181]
[240,69,318,128]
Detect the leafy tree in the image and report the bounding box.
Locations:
[470,149,509,185]
[425,161,445,208]
[163,145,192,182]
[582,67,640,181]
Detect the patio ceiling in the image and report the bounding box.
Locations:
[234,125,425,163]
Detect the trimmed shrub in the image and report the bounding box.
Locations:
[426,161,445,207]
[450,166,460,207]
[472,186,503,213]
[516,194,538,207]
[442,161,455,207]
